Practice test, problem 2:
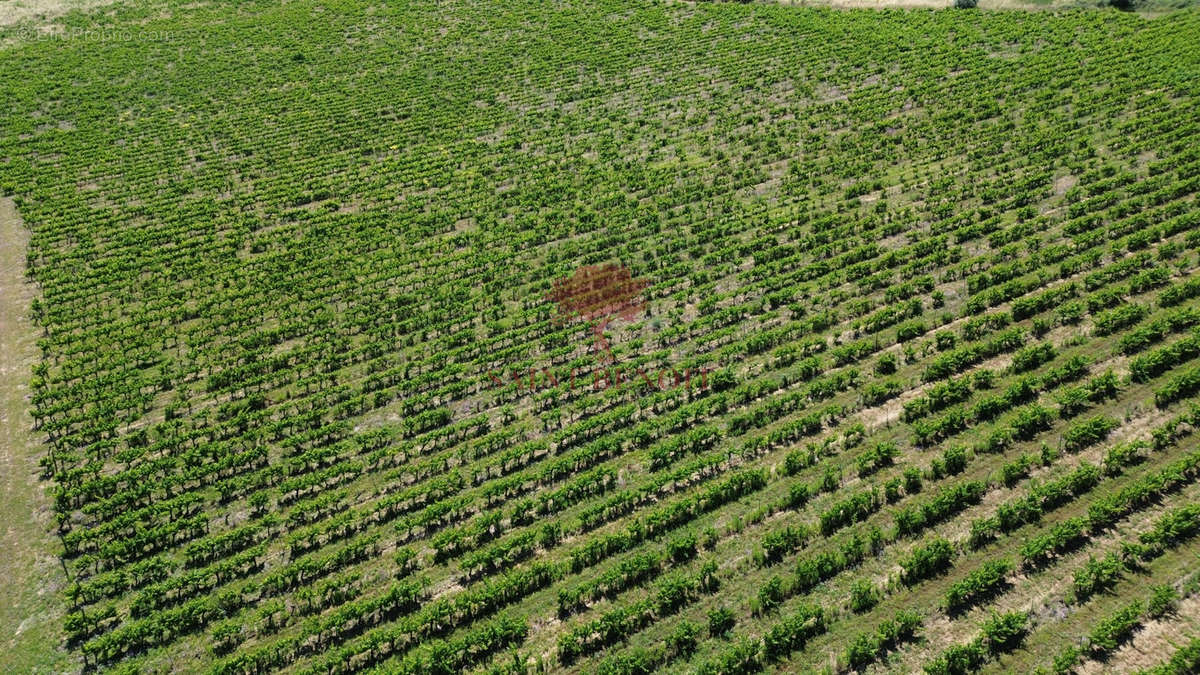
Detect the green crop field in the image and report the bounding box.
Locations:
[2,1,1200,673]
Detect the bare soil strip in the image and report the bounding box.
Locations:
[0,0,122,29]
[0,198,71,673]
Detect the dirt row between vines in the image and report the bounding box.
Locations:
[0,197,71,673]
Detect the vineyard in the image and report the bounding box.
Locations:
[2,0,1200,673]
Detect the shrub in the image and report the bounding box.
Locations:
[885,477,904,503]
[794,551,843,592]
[821,465,841,492]
[968,517,1000,550]
[977,426,1015,454]
[1021,517,1088,569]
[1156,363,1200,409]
[841,532,867,568]
[1012,403,1053,440]
[1073,553,1125,602]
[1056,386,1090,418]
[667,619,699,657]
[1001,454,1035,487]
[863,379,903,406]
[655,573,696,614]
[1058,301,1086,325]
[889,609,924,644]
[974,369,996,389]
[844,610,923,669]
[896,479,987,537]
[897,319,928,342]
[1003,375,1040,407]
[761,525,808,565]
[1094,303,1147,336]
[784,447,816,475]
[1052,646,1080,674]
[820,490,880,536]
[943,445,969,475]
[597,647,659,674]
[1041,354,1091,388]
[925,639,987,674]
[787,482,810,509]
[982,611,1028,654]
[708,607,735,638]
[756,575,787,614]
[1147,584,1178,619]
[1063,415,1119,453]
[1041,442,1059,466]
[1011,342,1056,373]
[1085,371,1121,403]
[1088,601,1144,653]
[857,441,899,477]
[902,537,956,586]
[849,579,880,613]
[946,559,1011,613]
[904,466,923,494]
[845,632,877,670]
[668,532,698,564]
[761,604,826,662]
[1140,504,1200,550]
[210,621,243,655]
[698,560,720,593]
[696,638,760,675]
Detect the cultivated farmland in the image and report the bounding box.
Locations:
[1,1,1199,673]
